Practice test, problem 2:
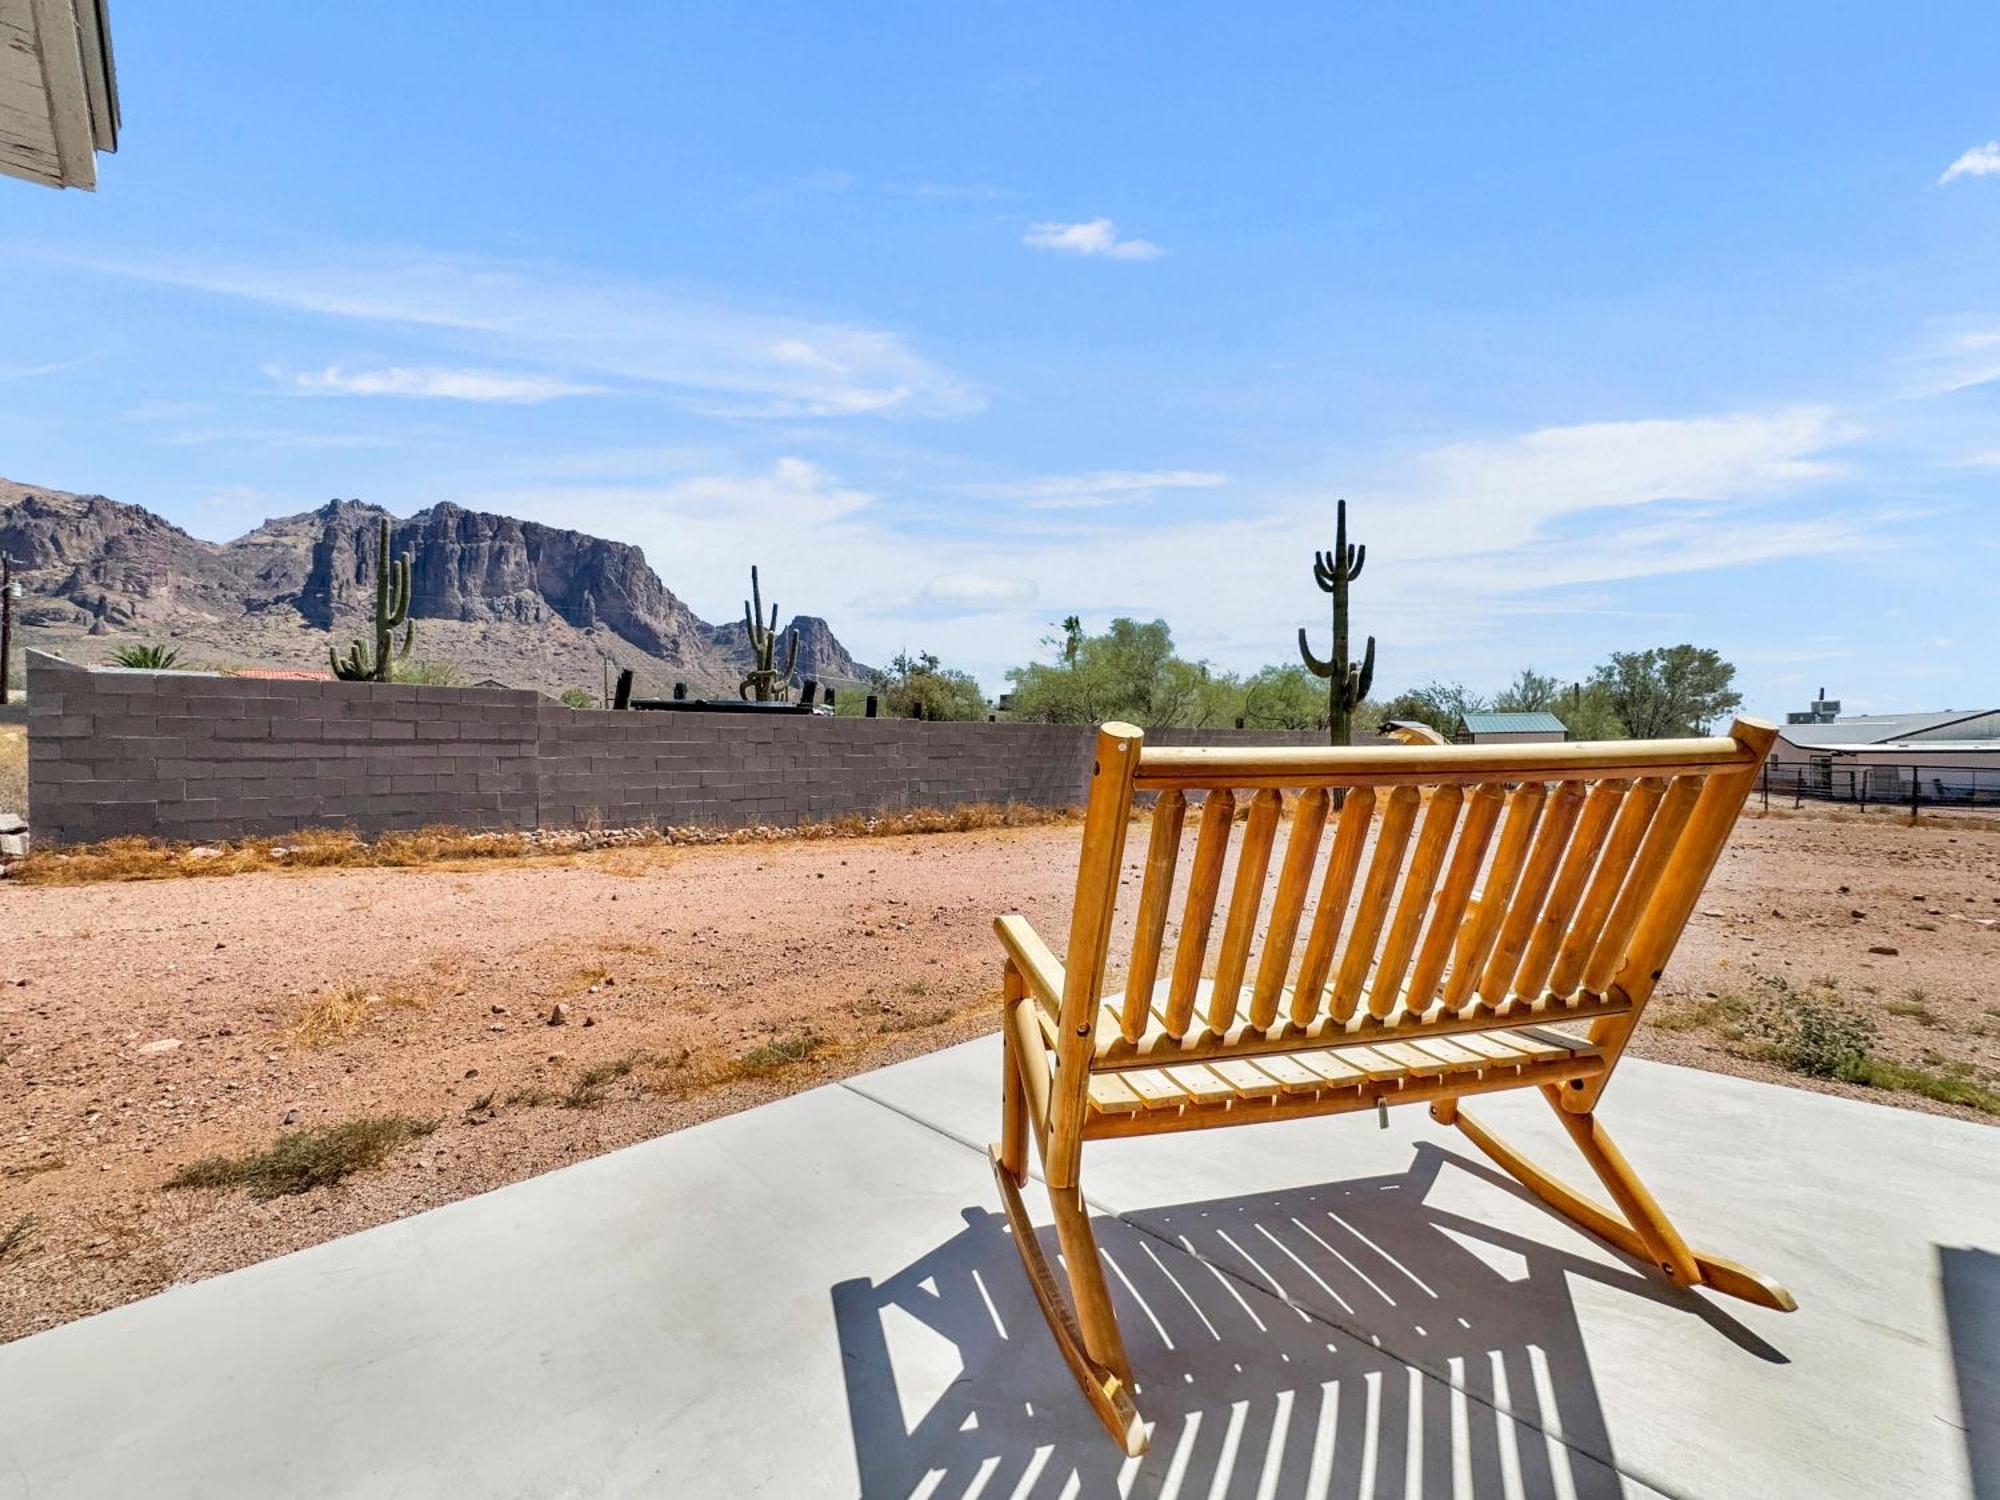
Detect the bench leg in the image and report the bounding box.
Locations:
[988,1149,1146,1455]
[1432,1089,1797,1313]
[998,968,1028,1188]
[992,1016,1146,1455]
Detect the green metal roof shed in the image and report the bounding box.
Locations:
[1456,711,1569,741]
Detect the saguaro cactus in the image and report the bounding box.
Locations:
[737,565,799,701]
[1297,498,1375,745]
[329,516,413,682]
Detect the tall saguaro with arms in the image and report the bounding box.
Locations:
[1297,498,1375,745]
[990,716,1786,1454]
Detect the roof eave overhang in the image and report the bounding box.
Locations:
[0,0,119,191]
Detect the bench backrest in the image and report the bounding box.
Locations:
[1052,719,1776,1088]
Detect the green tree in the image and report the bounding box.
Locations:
[869,650,988,721]
[1591,645,1741,738]
[559,687,596,709]
[1555,680,1625,740]
[1376,681,1488,739]
[1006,617,1245,728]
[1240,664,1330,731]
[1492,668,1562,714]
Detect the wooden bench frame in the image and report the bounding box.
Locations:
[991,718,1793,1454]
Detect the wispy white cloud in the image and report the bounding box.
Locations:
[82,250,982,420]
[465,405,1873,681]
[0,352,100,381]
[282,365,606,403]
[1939,141,2000,185]
[1905,327,2000,395]
[966,468,1225,509]
[920,573,1039,606]
[165,426,404,450]
[1391,406,1853,559]
[1022,218,1165,261]
[895,182,1011,202]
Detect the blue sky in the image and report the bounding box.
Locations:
[2,3,1996,715]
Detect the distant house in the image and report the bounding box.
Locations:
[1767,701,2000,800]
[1454,711,1568,745]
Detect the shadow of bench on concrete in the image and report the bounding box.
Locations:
[833,1142,1785,1499]
[1941,1245,2000,1500]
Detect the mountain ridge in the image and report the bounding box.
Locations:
[0,478,869,699]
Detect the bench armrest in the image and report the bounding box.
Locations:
[995,914,1066,1019]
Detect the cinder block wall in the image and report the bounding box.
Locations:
[25,652,1335,847]
[27,653,544,844]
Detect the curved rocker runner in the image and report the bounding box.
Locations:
[989,718,1794,1453]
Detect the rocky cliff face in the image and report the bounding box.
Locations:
[0,478,869,695]
[0,481,240,631]
[707,613,869,687]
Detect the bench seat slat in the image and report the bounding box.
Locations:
[1451,1031,1533,1066]
[1085,1072,1146,1113]
[1245,1053,1328,1094]
[1206,1058,1286,1098]
[1080,1026,1606,1120]
[1167,1062,1240,1104]
[1403,1036,1487,1072]
[1295,1048,1369,1084]
[1121,1069,1191,1108]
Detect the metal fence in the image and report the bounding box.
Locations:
[1760,761,2000,813]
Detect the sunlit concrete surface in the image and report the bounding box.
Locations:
[1,1039,1993,1498]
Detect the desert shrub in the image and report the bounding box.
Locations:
[109,643,183,670]
[390,657,459,686]
[165,1115,438,1198]
[1741,976,1875,1081]
[559,687,596,709]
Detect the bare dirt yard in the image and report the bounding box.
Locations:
[2,804,1996,1342]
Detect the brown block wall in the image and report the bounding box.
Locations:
[25,652,1335,846]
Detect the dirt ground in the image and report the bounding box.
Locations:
[2,804,1996,1342]
[0,724,24,816]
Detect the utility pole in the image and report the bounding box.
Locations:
[0,554,16,705]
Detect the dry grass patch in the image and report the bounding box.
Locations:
[877,1005,957,1034]
[0,1213,34,1263]
[165,1115,439,1199]
[561,1053,645,1109]
[2,1155,65,1182]
[10,827,546,885]
[1653,974,1999,1116]
[283,984,428,1050]
[737,1034,824,1072]
[1884,991,1942,1026]
[6,803,1081,886]
[0,725,25,814]
[499,1051,673,1111]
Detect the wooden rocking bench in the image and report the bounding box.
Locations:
[990,718,1794,1454]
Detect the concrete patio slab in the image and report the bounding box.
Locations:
[854,1045,2000,1500]
[0,1040,1992,1499]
